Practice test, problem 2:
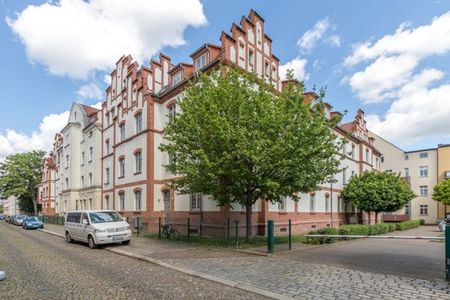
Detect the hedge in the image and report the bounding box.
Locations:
[305,220,421,244]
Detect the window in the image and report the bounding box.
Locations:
[342,169,347,185]
[120,124,126,141]
[325,195,330,212]
[337,196,342,212]
[88,130,93,138]
[135,112,143,133]
[89,198,92,210]
[172,71,182,85]
[419,152,428,158]
[119,158,125,178]
[419,166,428,177]
[66,155,69,166]
[105,196,110,210]
[419,185,428,197]
[404,168,409,177]
[264,61,269,77]
[119,193,125,211]
[404,154,409,160]
[248,49,254,66]
[195,53,206,70]
[135,191,142,211]
[405,203,409,215]
[105,140,110,155]
[351,144,356,159]
[278,196,286,211]
[168,104,176,120]
[365,149,369,162]
[111,108,115,118]
[89,147,93,162]
[419,205,428,216]
[81,152,85,165]
[135,151,142,173]
[81,176,84,188]
[310,194,315,213]
[105,168,110,184]
[89,173,92,186]
[191,193,202,210]
[106,112,111,126]
[380,155,384,163]
[65,178,69,189]
[386,169,393,173]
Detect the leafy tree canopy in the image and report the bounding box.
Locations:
[0,150,46,215]
[342,171,416,223]
[433,179,450,205]
[161,68,342,240]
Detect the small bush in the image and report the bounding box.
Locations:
[305,227,338,244]
[396,220,420,231]
[387,223,397,232]
[338,224,370,236]
[419,219,425,225]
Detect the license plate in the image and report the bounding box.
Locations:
[112,235,124,241]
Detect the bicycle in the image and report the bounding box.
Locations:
[161,223,180,240]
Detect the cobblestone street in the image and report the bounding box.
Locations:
[0,223,265,299]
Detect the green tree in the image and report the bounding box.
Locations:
[161,68,342,241]
[0,150,46,215]
[341,171,415,224]
[432,179,450,205]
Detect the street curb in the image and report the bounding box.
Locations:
[106,247,293,300]
[233,248,270,257]
[37,228,292,300]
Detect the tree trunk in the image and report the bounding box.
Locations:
[375,212,378,224]
[29,182,38,215]
[367,211,371,225]
[245,202,253,242]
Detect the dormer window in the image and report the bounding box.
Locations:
[195,53,206,71]
[172,71,182,86]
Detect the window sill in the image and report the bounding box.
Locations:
[134,171,142,175]
[118,176,125,179]
[88,160,93,163]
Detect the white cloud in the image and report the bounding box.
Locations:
[279,58,309,81]
[0,110,69,160]
[346,11,450,144]
[326,35,341,47]
[77,83,103,100]
[7,0,207,79]
[297,18,331,53]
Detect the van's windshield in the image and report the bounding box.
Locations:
[89,212,123,223]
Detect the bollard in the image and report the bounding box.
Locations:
[446,224,450,281]
[226,218,230,247]
[288,219,292,251]
[267,220,274,255]
[158,217,161,239]
[234,220,239,249]
[187,218,190,241]
[0,271,6,281]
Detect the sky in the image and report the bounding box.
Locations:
[0,0,450,160]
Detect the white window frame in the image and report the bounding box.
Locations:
[191,193,202,210]
[419,166,428,177]
[419,185,428,197]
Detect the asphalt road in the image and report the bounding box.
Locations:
[0,222,265,300]
[280,226,446,281]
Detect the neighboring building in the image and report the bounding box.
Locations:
[370,131,440,224]
[3,196,20,216]
[52,103,102,215]
[37,156,56,215]
[99,9,381,236]
[437,144,450,219]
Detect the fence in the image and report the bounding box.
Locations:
[39,215,65,225]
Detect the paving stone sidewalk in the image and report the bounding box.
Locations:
[40,223,450,300]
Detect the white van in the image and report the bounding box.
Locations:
[64,210,132,249]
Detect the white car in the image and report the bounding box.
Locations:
[64,210,132,249]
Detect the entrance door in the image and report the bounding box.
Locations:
[163,190,170,225]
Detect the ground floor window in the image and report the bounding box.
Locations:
[325,195,330,212]
[119,193,125,211]
[419,205,428,216]
[191,193,202,210]
[309,194,315,213]
[135,191,142,211]
[278,196,286,211]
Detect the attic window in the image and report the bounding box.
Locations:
[195,53,206,71]
[172,71,182,85]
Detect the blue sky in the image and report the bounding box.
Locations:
[0,0,450,159]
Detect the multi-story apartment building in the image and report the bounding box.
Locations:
[98,9,381,236]
[50,103,102,215]
[369,132,441,224]
[437,144,450,219]
[2,196,20,216]
[37,156,56,215]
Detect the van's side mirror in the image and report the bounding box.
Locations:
[82,219,89,225]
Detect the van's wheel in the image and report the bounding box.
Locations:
[88,235,96,249]
[122,240,130,245]
[65,232,73,243]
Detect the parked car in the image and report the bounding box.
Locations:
[0,214,4,221]
[14,215,27,226]
[5,215,13,223]
[438,219,449,232]
[64,210,131,249]
[22,216,44,230]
